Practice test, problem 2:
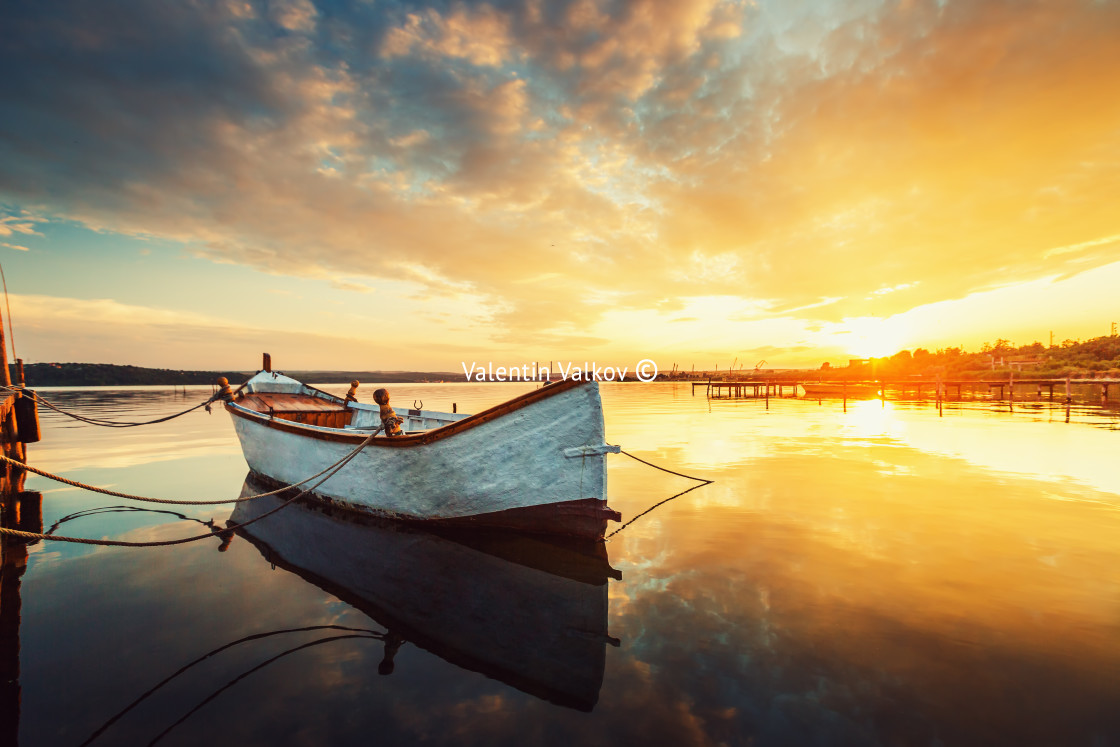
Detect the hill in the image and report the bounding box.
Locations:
[796,334,1120,381]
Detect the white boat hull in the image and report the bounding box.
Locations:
[225,375,620,538]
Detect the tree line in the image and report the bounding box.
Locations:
[11,362,460,387]
[817,334,1120,380]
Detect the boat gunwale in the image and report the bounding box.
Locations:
[225,376,592,448]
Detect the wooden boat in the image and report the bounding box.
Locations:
[800,382,882,398]
[230,481,620,711]
[223,367,621,539]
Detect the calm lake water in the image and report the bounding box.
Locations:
[3,382,1120,746]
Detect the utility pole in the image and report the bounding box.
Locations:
[1049,330,1054,348]
[1112,322,1117,337]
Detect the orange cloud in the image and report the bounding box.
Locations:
[4,0,1119,366]
[381,4,514,67]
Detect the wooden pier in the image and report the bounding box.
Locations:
[691,376,1120,403]
[696,380,804,398]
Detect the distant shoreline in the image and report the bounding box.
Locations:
[14,332,1120,386]
[12,363,464,387]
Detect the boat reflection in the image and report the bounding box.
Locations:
[230,475,621,712]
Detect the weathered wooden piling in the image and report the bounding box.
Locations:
[1,458,38,747]
[0,293,42,745]
[0,540,23,747]
[0,299,30,462]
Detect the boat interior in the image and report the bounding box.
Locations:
[236,390,471,434]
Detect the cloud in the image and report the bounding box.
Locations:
[1,0,1118,357]
[388,129,431,149]
[381,4,514,67]
[8,293,481,369]
[269,0,318,33]
[15,293,241,331]
[1042,232,1120,259]
[330,278,373,293]
[0,209,46,237]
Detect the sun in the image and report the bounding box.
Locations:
[841,317,910,359]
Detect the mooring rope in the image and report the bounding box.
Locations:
[0,428,381,505]
[45,505,224,536]
[0,384,211,427]
[617,448,713,484]
[80,624,385,746]
[147,633,385,746]
[0,432,377,546]
[604,448,715,539]
[606,482,710,539]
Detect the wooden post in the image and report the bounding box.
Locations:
[16,492,41,536]
[1065,375,1071,404]
[1,402,22,464]
[14,360,23,388]
[0,541,25,747]
[1,467,28,747]
[263,352,272,373]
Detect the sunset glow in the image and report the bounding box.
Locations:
[1,0,1118,370]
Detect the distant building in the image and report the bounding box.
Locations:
[848,358,870,368]
[997,355,1047,371]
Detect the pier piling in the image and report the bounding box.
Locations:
[686,374,1117,412]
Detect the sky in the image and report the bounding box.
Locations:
[1,0,1119,372]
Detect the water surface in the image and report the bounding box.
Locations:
[3,383,1119,745]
